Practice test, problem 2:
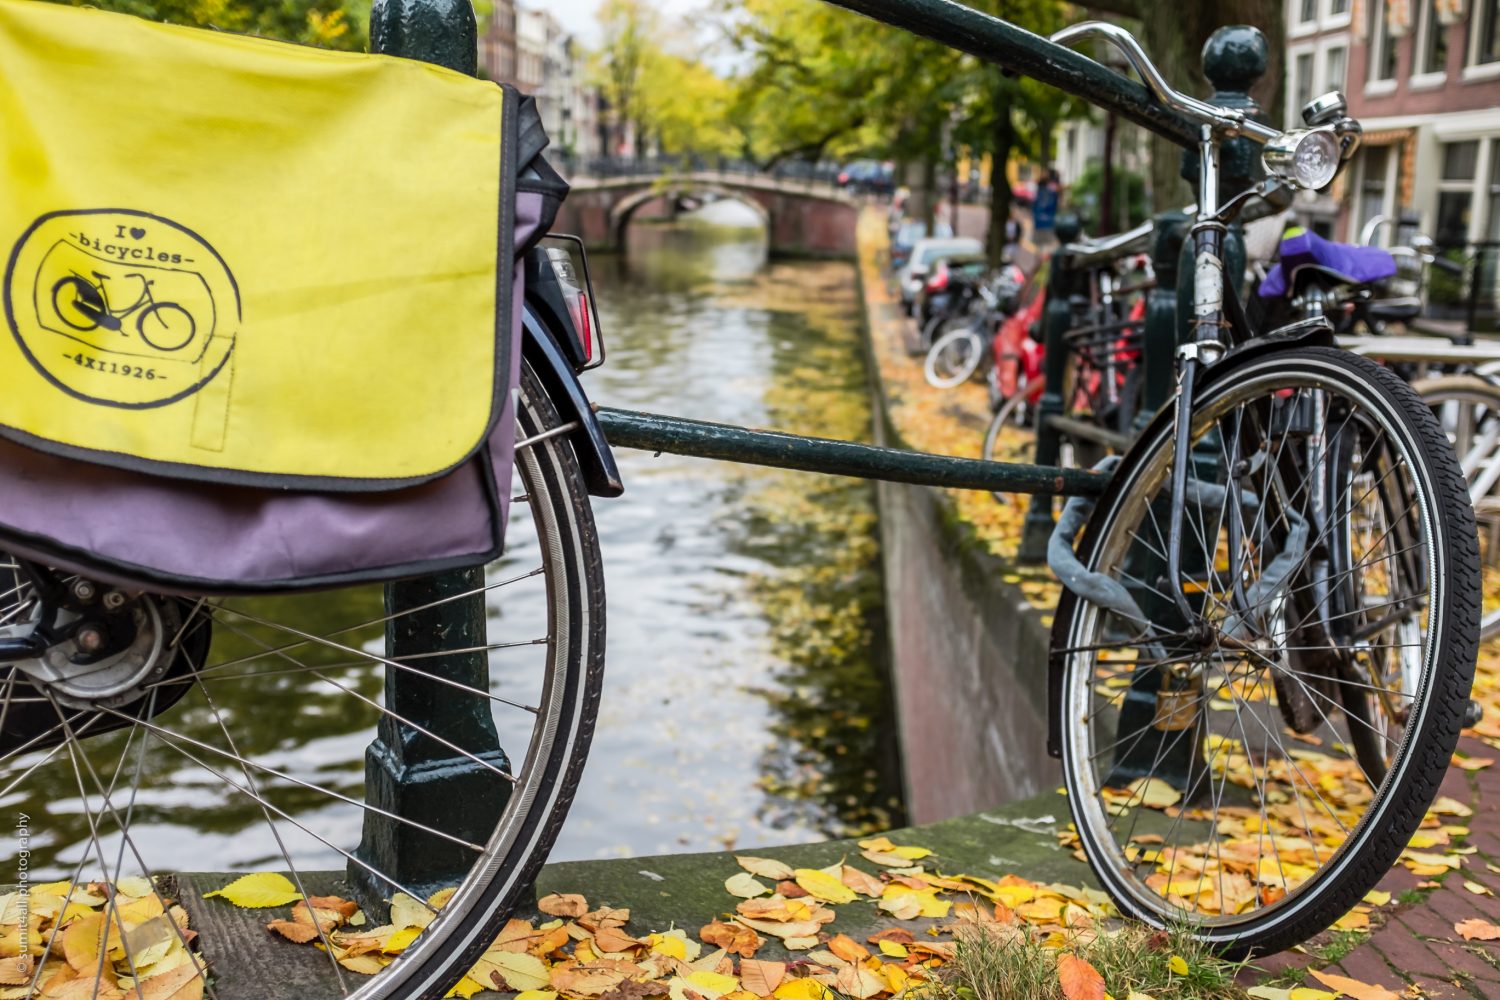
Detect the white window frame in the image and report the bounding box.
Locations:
[1287,42,1319,128]
[1322,0,1353,29]
[1290,0,1320,37]
[1290,0,1353,35]
[1286,37,1352,127]
[1322,39,1350,94]
[1366,0,1399,92]
[1411,0,1449,86]
[1432,137,1498,245]
[1356,144,1401,245]
[1466,0,1500,78]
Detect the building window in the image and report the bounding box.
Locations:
[1487,149,1500,241]
[1437,141,1480,247]
[1475,0,1500,65]
[1415,0,1449,74]
[1294,51,1315,117]
[1359,145,1392,238]
[1368,0,1398,80]
[1325,44,1348,91]
[1330,0,1350,13]
[1297,0,1318,24]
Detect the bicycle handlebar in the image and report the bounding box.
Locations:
[1048,22,1281,146]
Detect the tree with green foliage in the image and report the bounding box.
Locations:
[726,0,1079,264]
[592,0,740,159]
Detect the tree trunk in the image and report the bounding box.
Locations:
[987,105,1016,268]
[1141,0,1284,212]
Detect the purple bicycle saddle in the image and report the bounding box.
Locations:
[1258,227,1397,298]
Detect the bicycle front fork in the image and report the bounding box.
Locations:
[1165,129,1231,627]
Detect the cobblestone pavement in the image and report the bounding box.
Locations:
[1242,734,1500,997]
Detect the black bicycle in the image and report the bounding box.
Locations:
[1045,25,1477,957]
[52,269,197,351]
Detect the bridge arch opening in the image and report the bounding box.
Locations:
[610,186,771,250]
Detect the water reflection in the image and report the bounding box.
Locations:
[556,214,902,858]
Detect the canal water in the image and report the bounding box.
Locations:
[555,207,901,858]
[14,206,901,878]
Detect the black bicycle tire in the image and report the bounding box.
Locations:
[391,359,607,999]
[1053,346,1479,958]
[1412,374,1500,642]
[924,328,983,388]
[51,276,102,332]
[137,302,197,352]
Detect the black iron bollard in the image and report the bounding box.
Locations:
[1018,213,1084,563]
[350,0,512,906]
[1134,211,1190,424]
[1107,27,1268,793]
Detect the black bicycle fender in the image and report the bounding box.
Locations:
[520,306,624,499]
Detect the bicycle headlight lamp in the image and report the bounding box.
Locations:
[1263,127,1341,191]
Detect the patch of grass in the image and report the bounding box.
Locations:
[1308,930,1368,967]
[928,922,1248,1000]
[1397,888,1427,906]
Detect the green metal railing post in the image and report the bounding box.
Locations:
[1019,213,1084,563]
[1134,211,1190,424]
[1107,27,1268,793]
[351,0,512,905]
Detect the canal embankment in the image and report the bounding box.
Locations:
[852,208,1062,824]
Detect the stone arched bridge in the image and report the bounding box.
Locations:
[553,170,861,257]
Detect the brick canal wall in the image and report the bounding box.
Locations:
[854,209,1062,824]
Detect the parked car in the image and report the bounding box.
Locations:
[837,159,895,194]
[896,236,984,314]
[890,220,953,271]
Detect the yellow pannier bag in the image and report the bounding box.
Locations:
[0,0,515,489]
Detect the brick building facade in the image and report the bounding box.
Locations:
[1288,0,1500,248]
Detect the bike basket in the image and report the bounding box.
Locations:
[0,0,568,592]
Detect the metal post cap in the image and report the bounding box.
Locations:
[1055,213,1082,244]
[1201,25,1268,93]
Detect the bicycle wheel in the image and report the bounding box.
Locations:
[137,302,197,352]
[1053,346,1478,956]
[1413,374,1500,641]
[920,313,950,351]
[924,328,984,388]
[982,387,1037,502]
[52,275,104,331]
[4,359,605,999]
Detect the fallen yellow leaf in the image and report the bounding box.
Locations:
[773,977,832,1000]
[736,857,795,882]
[793,869,856,905]
[724,873,769,899]
[203,872,303,908]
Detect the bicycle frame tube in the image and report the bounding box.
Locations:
[1164,128,1231,624]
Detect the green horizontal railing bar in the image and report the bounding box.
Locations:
[597,407,1108,497]
[822,0,1201,148]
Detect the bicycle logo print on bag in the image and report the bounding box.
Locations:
[3,208,239,408]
